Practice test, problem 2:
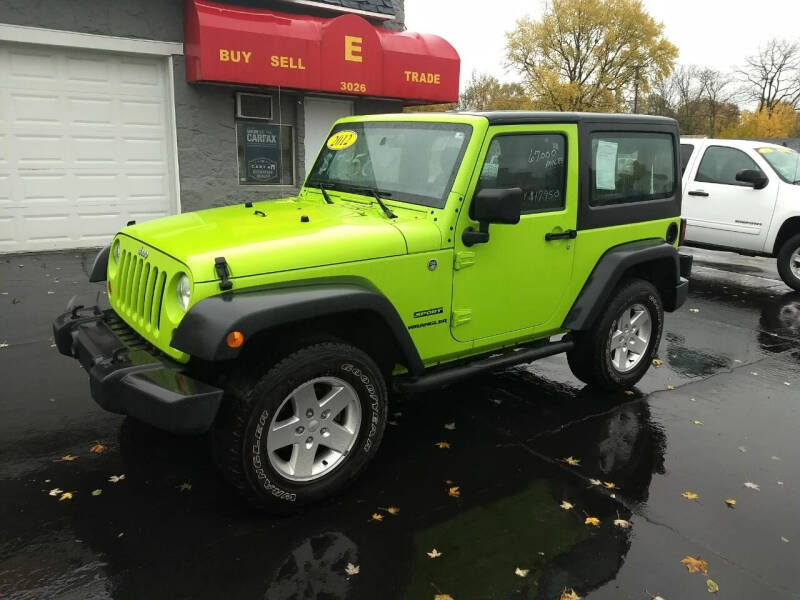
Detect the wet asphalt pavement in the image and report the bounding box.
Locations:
[1,247,799,600]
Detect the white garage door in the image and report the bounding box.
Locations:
[0,42,178,253]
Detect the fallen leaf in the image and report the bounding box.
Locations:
[48,487,63,496]
[666,385,676,390]
[624,390,635,396]
[345,563,360,575]
[108,474,125,483]
[59,492,73,501]
[434,595,454,600]
[682,491,700,500]
[444,422,456,430]
[613,518,630,528]
[706,578,719,593]
[435,442,451,449]
[91,489,103,497]
[737,446,747,453]
[514,567,529,577]
[176,482,192,492]
[584,516,600,527]
[563,456,580,466]
[370,513,384,522]
[589,478,602,486]
[603,481,617,489]
[560,500,574,510]
[692,420,703,425]
[744,482,760,491]
[681,556,708,574]
[560,589,582,600]
[724,498,737,508]
[448,486,460,498]
[652,358,663,367]
[59,455,78,462]
[380,506,400,515]
[427,548,442,558]
[89,443,107,454]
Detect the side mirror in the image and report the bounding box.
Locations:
[735,169,768,190]
[463,188,522,246]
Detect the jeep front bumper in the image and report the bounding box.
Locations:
[53,307,223,434]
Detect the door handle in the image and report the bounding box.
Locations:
[688,190,709,197]
[545,229,577,241]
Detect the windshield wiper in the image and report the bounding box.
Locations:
[371,189,397,219]
[307,181,334,204]
[319,185,334,205]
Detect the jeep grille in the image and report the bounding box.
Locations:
[115,249,168,332]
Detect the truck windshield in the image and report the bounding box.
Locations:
[758,147,800,184]
[306,121,472,208]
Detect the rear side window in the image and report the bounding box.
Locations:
[589,133,675,206]
[477,133,566,213]
[680,143,695,173]
[695,146,763,186]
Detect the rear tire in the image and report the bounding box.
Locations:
[776,233,800,292]
[567,279,664,391]
[212,341,388,511]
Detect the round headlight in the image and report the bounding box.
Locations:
[112,239,120,263]
[177,274,191,310]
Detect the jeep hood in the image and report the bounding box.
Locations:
[121,198,440,282]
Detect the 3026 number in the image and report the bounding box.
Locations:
[340,81,367,93]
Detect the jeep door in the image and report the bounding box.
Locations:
[450,125,578,342]
[683,142,779,252]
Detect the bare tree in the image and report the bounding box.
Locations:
[738,38,800,114]
[698,68,738,135]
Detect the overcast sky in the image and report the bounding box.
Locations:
[404,0,800,89]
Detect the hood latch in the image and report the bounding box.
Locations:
[214,257,233,291]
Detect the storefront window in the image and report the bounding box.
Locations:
[236,122,294,185]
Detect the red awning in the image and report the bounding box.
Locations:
[184,0,460,104]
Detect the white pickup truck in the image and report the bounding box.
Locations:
[680,138,800,290]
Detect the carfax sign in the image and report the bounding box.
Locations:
[238,123,281,184]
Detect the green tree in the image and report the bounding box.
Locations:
[506,0,678,112]
[458,71,533,111]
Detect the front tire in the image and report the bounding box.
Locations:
[776,233,800,292]
[212,341,388,511]
[567,279,664,391]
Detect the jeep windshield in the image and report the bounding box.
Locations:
[759,146,800,184]
[306,121,472,209]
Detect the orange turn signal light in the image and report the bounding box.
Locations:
[226,330,244,348]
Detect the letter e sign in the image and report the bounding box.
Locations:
[345,36,363,63]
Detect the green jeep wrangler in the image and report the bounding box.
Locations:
[54,112,692,510]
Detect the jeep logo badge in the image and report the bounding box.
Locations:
[138,247,149,259]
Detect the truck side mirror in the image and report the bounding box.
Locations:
[462,188,523,247]
[735,169,768,190]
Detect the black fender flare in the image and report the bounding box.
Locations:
[170,283,424,374]
[562,239,681,331]
[89,245,110,283]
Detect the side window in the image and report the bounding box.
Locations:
[680,143,695,174]
[477,133,566,213]
[589,133,675,206]
[695,146,763,186]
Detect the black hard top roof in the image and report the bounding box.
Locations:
[460,110,677,126]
